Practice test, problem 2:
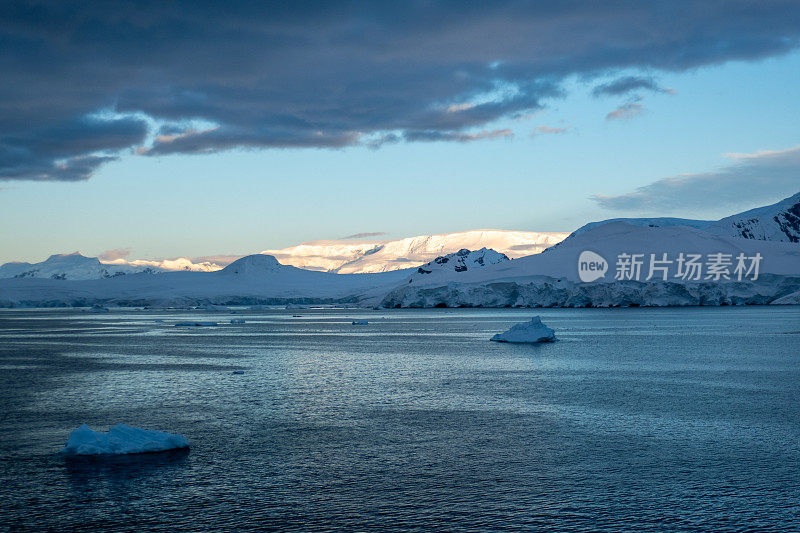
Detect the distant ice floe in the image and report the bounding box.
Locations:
[491,316,556,343]
[60,424,189,456]
[352,319,369,325]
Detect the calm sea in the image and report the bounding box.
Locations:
[1,307,799,532]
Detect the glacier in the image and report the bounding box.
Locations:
[60,424,190,456]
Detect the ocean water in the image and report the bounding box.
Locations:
[0,307,799,532]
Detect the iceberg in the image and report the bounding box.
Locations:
[491,316,556,343]
[60,423,189,456]
[230,318,246,324]
[352,319,369,325]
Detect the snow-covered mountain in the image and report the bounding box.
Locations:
[217,254,284,277]
[0,253,160,280]
[0,230,567,280]
[261,230,567,273]
[406,248,509,283]
[1,194,799,308]
[709,192,800,242]
[380,221,800,308]
[571,193,800,242]
[0,254,412,307]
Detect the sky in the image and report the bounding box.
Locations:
[2,1,800,264]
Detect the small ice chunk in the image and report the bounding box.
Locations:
[351,319,369,325]
[60,423,189,456]
[491,316,556,343]
[230,319,246,324]
[175,321,217,327]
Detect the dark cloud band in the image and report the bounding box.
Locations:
[2,1,800,181]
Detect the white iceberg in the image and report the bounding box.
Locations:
[61,423,190,456]
[491,316,556,343]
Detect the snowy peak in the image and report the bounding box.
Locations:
[218,254,283,276]
[43,252,96,265]
[709,192,800,242]
[566,192,800,246]
[262,230,567,273]
[404,248,510,286]
[0,252,158,280]
[415,248,509,275]
[572,217,713,237]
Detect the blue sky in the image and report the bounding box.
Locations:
[1,2,800,263]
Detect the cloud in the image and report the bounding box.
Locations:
[592,76,674,97]
[606,96,645,121]
[592,145,800,211]
[531,125,568,137]
[340,232,388,240]
[98,248,131,261]
[404,129,514,143]
[0,115,149,181]
[2,2,800,180]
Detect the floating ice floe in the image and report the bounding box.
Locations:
[352,319,369,325]
[175,321,217,327]
[60,424,189,456]
[89,305,109,313]
[491,316,556,343]
[230,318,246,324]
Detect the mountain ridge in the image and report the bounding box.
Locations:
[570,193,800,243]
